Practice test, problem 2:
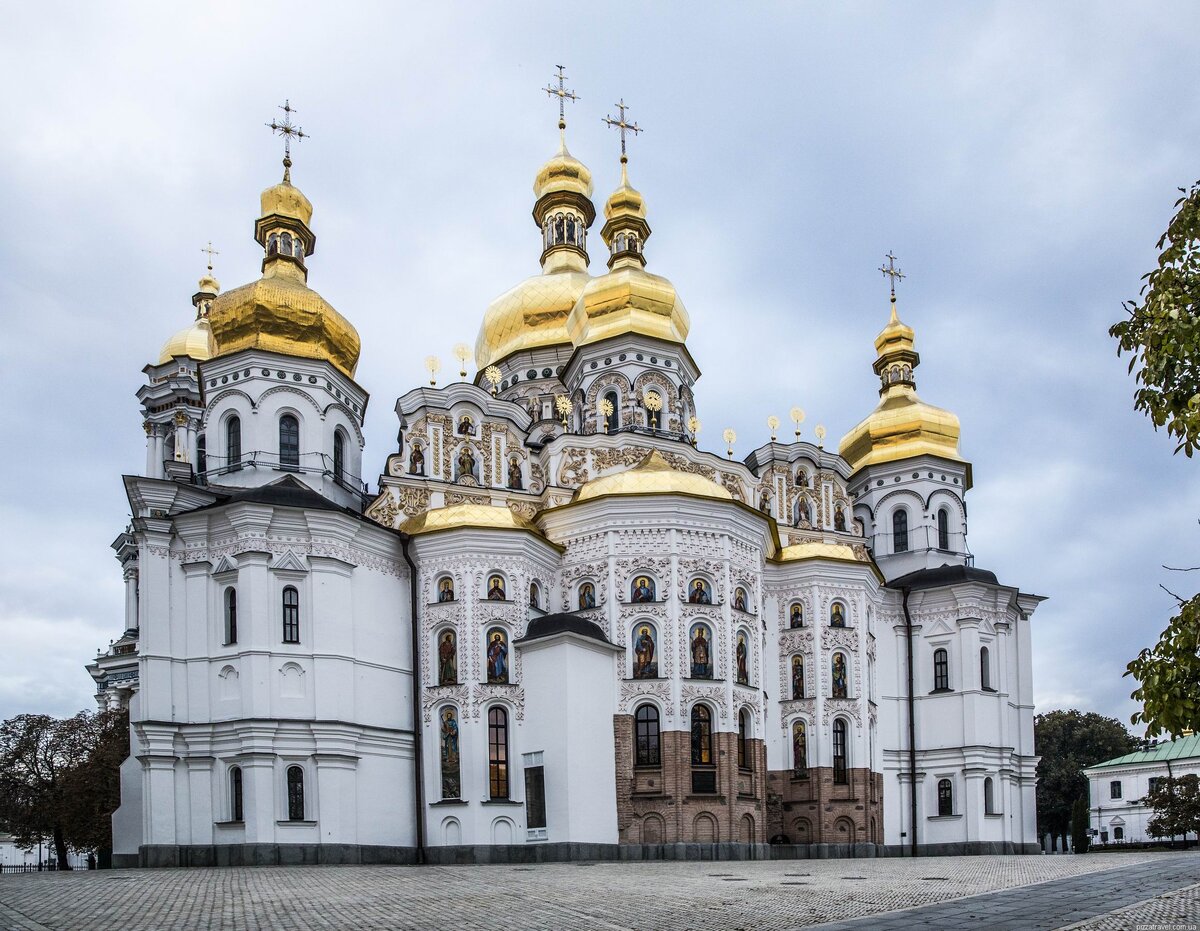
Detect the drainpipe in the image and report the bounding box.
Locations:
[902,586,918,858]
[401,534,425,864]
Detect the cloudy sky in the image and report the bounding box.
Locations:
[1,2,1197,728]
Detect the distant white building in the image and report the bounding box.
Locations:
[0,835,87,870]
[1084,733,1200,843]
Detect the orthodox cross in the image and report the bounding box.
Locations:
[603,99,642,161]
[879,250,905,300]
[544,65,579,128]
[267,100,308,178]
[200,241,219,272]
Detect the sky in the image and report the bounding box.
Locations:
[1,2,1198,729]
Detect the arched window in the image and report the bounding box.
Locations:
[984,776,995,815]
[293,237,303,258]
[832,719,848,785]
[281,232,293,256]
[279,415,299,469]
[937,778,953,817]
[980,647,992,690]
[268,233,279,255]
[933,648,949,691]
[224,588,237,645]
[282,586,300,643]
[230,766,243,822]
[1113,826,1124,841]
[831,652,849,698]
[286,765,305,821]
[488,706,509,799]
[603,391,619,435]
[737,709,751,770]
[226,416,242,471]
[635,704,660,767]
[892,508,909,553]
[333,429,346,483]
[690,705,713,766]
[937,507,950,550]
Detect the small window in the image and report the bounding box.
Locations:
[832,719,848,784]
[937,778,953,817]
[1110,780,1122,800]
[980,647,992,690]
[524,766,546,830]
[933,648,949,691]
[984,776,995,815]
[1113,826,1124,841]
[230,766,243,822]
[227,416,242,471]
[603,391,619,435]
[690,705,713,766]
[279,415,299,469]
[937,507,950,550]
[281,232,293,256]
[635,704,660,767]
[224,588,238,645]
[488,707,509,799]
[286,765,304,821]
[282,586,300,643]
[333,429,346,483]
[737,709,751,770]
[893,509,909,553]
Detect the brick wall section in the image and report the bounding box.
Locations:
[613,715,768,844]
[766,766,884,844]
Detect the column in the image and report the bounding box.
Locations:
[123,567,139,632]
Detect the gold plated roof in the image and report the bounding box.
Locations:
[476,269,589,369]
[534,137,594,201]
[576,450,732,502]
[261,178,313,226]
[401,503,545,537]
[207,262,361,378]
[566,265,689,347]
[777,541,866,564]
[839,387,963,471]
[604,164,646,221]
[158,317,216,364]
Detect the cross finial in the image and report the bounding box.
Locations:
[544,65,579,132]
[267,100,308,181]
[879,250,905,301]
[603,98,642,164]
[200,241,219,273]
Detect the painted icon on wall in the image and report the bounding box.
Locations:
[734,586,749,612]
[578,582,596,610]
[487,575,506,601]
[438,630,457,685]
[789,602,803,628]
[437,577,455,603]
[832,652,848,698]
[736,632,749,684]
[791,655,804,699]
[830,602,846,628]
[792,720,808,777]
[690,622,713,679]
[486,628,509,683]
[633,625,658,679]
[631,576,655,603]
[440,708,461,799]
[688,578,712,604]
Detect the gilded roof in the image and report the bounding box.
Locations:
[475,269,589,369]
[261,178,313,226]
[401,503,545,537]
[838,386,963,472]
[777,541,866,564]
[158,317,216,364]
[566,264,689,348]
[534,138,593,201]
[576,450,732,502]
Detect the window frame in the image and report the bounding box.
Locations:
[226,415,242,471]
[690,704,713,767]
[634,704,661,767]
[892,507,909,553]
[980,646,992,691]
[1110,780,1122,800]
[332,428,346,483]
[230,765,243,822]
[279,414,300,470]
[282,585,300,644]
[984,776,996,815]
[488,706,510,799]
[937,778,953,817]
[737,709,752,771]
[286,765,305,821]
[933,648,950,692]
[832,718,849,785]
[937,507,950,550]
[224,587,238,645]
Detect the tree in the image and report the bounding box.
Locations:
[1070,796,1090,853]
[0,710,128,869]
[1145,773,1200,843]
[1110,178,1200,738]
[1035,710,1138,851]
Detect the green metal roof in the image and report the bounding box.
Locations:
[1088,733,1200,770]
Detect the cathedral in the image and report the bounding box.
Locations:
[88,88,1042,867]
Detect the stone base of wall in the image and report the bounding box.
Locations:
[138,844,419,868]
[425,842,774,864]
[768,766,884,845]
[877,841,1041,857]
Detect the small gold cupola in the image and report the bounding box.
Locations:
[158,250,219,364]
[532,67,596,274]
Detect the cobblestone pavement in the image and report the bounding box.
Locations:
[0,851,1195,931]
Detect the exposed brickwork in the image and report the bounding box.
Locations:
[766,765,883,844]
[613,715,768,844]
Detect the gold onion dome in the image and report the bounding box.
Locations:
[158,272,219,363]
[576,450,732,502]
[533,135,594,201]
[207,161,361,379]
[839,302,964,473]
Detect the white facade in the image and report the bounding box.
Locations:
[1084,735,1200,844]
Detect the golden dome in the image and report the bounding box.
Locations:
[401,503,547,539]
[158,317,216,364]
[576,450,732,502]
[197,272,219,295]
[260,174,313,226]
[604,163,646,222]
[207,262,360,378]
[566,264,689,347]
[476,269,590,369]
[533,136,594,201]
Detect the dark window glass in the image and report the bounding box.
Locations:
[286,765,304,821]
[224,588,237,645]
[738,710,751,770]
[227,417,242,471]
[524,766,546,829]
[230,766,243,821]
[1110,780,1122,799]
[279,415,299,468]
[893,509,909,553]
[488,707,509,799]
[937,508,950,550]
[980,647,991,690]
[934,649,949,691]
[833,719,848,784]
[604,391,619,435]
[938,778,953,816]
[1113,826,1123,840]
[984,777,995,815]
[635,704,660,767]
[333,430,345,482]
[690,705,712,766]
[282,586,300,643]
[197,434,207,477]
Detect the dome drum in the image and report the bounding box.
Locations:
[255,214,316,262]
[532,189,596,230]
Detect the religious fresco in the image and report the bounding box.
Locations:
[631,575,656,603]
[689,622,713,679]
[437,577,454,602]
[789,602,804,628]
[832,652,848,698]
[687,578,712,604]
[733,586,749,612]
[796,498,811,526]
[735,631,749,685]
[791,654,804,699]
[457,414,475,435]
[792,720,808,776]
[487,575,506,601]
[486,628,509,683]
[440,707,461,799]
[632,624,658,679]
[456,446,477,481]
[507,457,523,489]
[578,582,596,610]
[830,602,846,627]
[528,581,540,609]
[408,443,425,476]
[834,508,847,531]
[437,630,457,685]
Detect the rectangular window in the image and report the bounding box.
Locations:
[832,721,848,785]
[1148,777,1161,796]
[933,649,950,692]
[691,770,717,794]
[282,587,300,644]
[524,766,546,830]
[488,707,509,799]
[1110,780,1122,800]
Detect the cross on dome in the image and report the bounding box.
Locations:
[267,100,308,181]
[603,99,642,163]
[544,65,579,131]
[879,250,905,301]
[200,241,219,273]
